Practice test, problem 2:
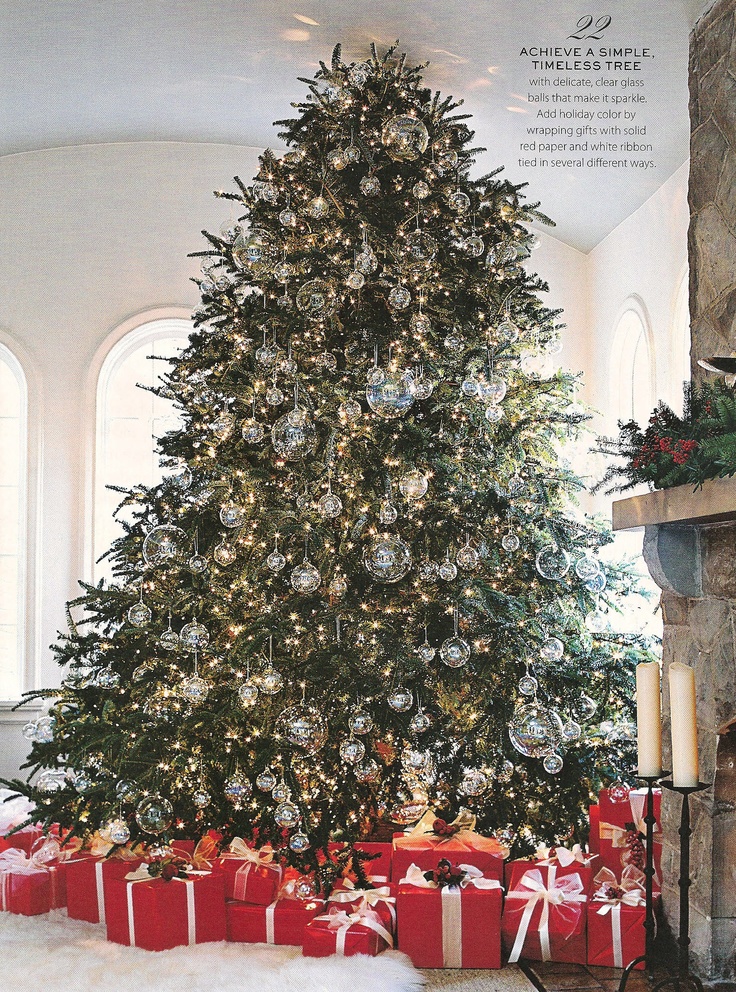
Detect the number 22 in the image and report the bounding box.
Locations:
[568,15,612,40]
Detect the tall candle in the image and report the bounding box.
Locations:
[669,662,699,788]
[636,661,662,777]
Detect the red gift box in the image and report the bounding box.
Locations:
[396,864,503,969]
[587,865,650,969]
[392,812,505,884]
[65,855,141,923]
[106,867,226,951]
[353,842,392,881]
[214,840,283,905]
[302,903,393,958]
[226,895,324,944]
[589,806,600,855]
[507,848,597,895]
[0,848,65,915]
[2,827,43,855]
[502,865,588,964]
[599,787,661,882]
[327,880,397,935]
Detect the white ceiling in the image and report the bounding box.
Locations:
[2,1,709,251]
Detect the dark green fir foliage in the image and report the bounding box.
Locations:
[5,44,654,874]
[595,378,736,493]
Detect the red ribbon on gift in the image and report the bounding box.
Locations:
[505,866,587,964]
[592,865,646,968]
[313,903,394,955]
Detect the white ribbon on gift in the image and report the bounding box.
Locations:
[600,790,660,851]
[400,862,502,967]
[328,879,397,929]
[534,843,595,868]
[221,839,282,902]
[506,866,587,964]
[592,866,646,968]
[314,904,394,955]
[123,865,210,947]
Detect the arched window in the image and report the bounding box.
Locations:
[611,305,655,427]
[0,345,27,700]
[93,318,191,581]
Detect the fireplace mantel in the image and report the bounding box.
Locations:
[612,474,736,531]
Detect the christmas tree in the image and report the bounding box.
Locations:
[5,44,652,879]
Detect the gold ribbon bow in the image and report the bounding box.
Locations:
[408,808,476,838]
[224,838,275,865]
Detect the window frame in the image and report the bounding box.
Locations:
[609,296,656,429]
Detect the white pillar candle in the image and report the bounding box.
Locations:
[636,661,662,777]
[669,662,699,788]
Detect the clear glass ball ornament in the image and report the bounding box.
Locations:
[192,788,211,808]
[575,694,598,720]
[260,668,284,695]
[461,377,479,397]
[295,279,335,320]
[306,195,330,219]
[105,819,131,846]
[35,770,64,793]
[179,674,210,704]
[271,779,291,802]
[399,469,428,500]
[267,548,286,572]
[464,235,485,257]
[220,501,247,528]
[356,249,378,274]
[403,747,429,771]
[388,286,411,310]
[278,704,328,754]
[405,229,438,262]
[348,60,372,86]
[540,636,564,662]
[168,463,193,490]
[444,332,464,352]
[289,831,311,853]
[477,376,507,405]
[272,409,318,460]
[461,769,488,796]
[562,719,582,741]
[224,773,252,802]
[508,703,558,757]
[456,545,480,570]
[417,641,436,663]
[584,608,608,633]
[502,533,520,553]
[359,174,381,196]
[339,399,362,422]
[135,795,174,834]
[266,385,285,406]
[189,553,208,574]
[116,780,138,803]
[410,709,432,733]
[413,180,431,199]
[409,312,432,335]
[279,208,297,228]
[329,575,348,597]
[438,148,459,169]
[535,545,571,581]
[521,351,553,379]
[273,262,293,285]
[363,534,412,583]
[347,269,365,290]
[318,492,343,518]
[387,686,414,712]
[355,758,380,783]
[291,560,321,593]
[213,542,237,566]
[128,601,152,627]
[317,351,338,373]
[440,635,471,668]
[256,769,277,792]
[381,115,430,161]
[22,720,38,741]
[585,572,607,595]
[255,343,279,367]
[327,148,348,170]
[67,767,93,792]
[379,500,398,524]
[608,781,631,804]
[417,559,439,582]
[349,710,374,735]
[575,555,601,581]
[31,717,55,745]
[274,800,301,828]
[543,751,564,775]
[438,560,458,581]
[448,190,471,213]
[211,411,236,440]
[411,375,434,400]
[252,181,279,204]
[518,673,538,696]
[497,759,515,784]
[345,145,361,167]
[96,667,120,689]
[340,738,366,764]
[293,875,318,901]
[495,317,520,345]
[241,418,266,443]
[237,681,259,707]
[485,405,504,424]
[367,366,385,386]
[179,620,210,651]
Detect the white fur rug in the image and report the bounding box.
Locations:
[0,910,424,992]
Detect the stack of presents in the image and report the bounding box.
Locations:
[0,787,660,968]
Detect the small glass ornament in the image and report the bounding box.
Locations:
[168,462,193,490]
[260,667,284,696]
[440,635,471,668]
[413,180,430,199]
[252,181,279,203]
[367,366,385,386]
[279,704,328,754]
[349,710,374,735]
[576,694,598,720]
[464,235,485,257]
[456,543,479,570]
[410,709,431,734]
[356,248,378,274]
[388,686,414,712]
[410,373,434,400]
[363,534,412,583]
[279,207,297,228]
[266,384,285,406]
[105,819,131,846]
[255,342,279,367]
[339,399,362,422]
[461,377,479,397]
[359,174,381,196]
[409,312,432,335]
[540,636,564,662]
[497,759,515,784]
[562,719,582,741]
[495,317,520,345]
[390,799,428,825]
[340,738,366,764]
[448,189,471,213]
[347,269,365,290]
[274,801,301,828]
[213,541,237,566]
[179,619,210,651]
[295,278,336,320]
[317,351,338,373]
[382,115,430,161]
[379,500,398,524]
[584,608,608,633]
[192,788,211,808]
[585,572,607,595]
[238,681,259,707]
[135,795,174,834]
[575,554,601,581]
[273,261,292,283]
[256,769,277,792]
[272,408,318,460]
[289,831,311,853]
[35,716,56,743]
[267,540,286,573]
[502,532,520,553]
[461,769,488,797]
[388,286,411,310]
[518,673,538,696]
[535,545,571,581]
[417,559,439,582]
[403,748,429,771]
[327,148,348,170]
[443,329,462,349]
[224,773,252,802]
[438,558,458,581]
[417,638,436,663]
[348,60,372,86]
[608,781,631,804]
[291,558,321,593]
[68,767,93,792]
[220,500,247,528]
[188,553,208,574]
[477,375,507,405]
[128,600,152,628]
[242,418,266,443]
[306,195,330,219]
[545,335,563,356]
[179,674,210,704]
[318,488,343,519]
[36,770,65,793]
[345,143,361,164]
[22,720,38,741]
[293,875,318,901]
[355,758,380,783]
[399,469,428,501]
[116,780,138,802]
[211,410,236,440]
[96,667,120,689]
[405,229,438,262]
[543,752,564,775]
[271,779,291,802]
[437,148,459,169]
[508,703,557,758]
[485,405,504,424]
[329,574,348,597]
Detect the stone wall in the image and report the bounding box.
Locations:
[689,0,736,378]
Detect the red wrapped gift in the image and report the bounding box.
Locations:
[353,842,392,881]
[106,866,226,951]
[396,863,503,969]
[327,879,396,935]
[302,903,393,957]
[392,811,505,884]
[226,893,324,944]
[0,847,65,915]
[214,839,283,905]
[2,827,43,855]
[589,806,600,855]
[599,787,661,882]
[506,846,597,895]
[587,865,649,969]
[65,854,141,923]
[502,865,588,964]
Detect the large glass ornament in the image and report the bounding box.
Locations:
[339,738,366,764]
[278,704,328,754]
[363,534,412,583]
[387,686,414,712]
[135,795,173,835]
[440,635,471,668]
[405,229,438,262]
[224,772,252,802]
[272,409,318,460]
[35,770,65,793]
[535,545,571,581]
[355,758,380,783]
[399,469,428,501]
[508,704,558,758]
[348,710,374,735]
[575,554,601,581]
[220,501,247,528]
[179,620,210,651]
[382,115,430,161]
[461,769,488,796]
[142,525,188,567]
[105,819,131,846]
[477,376,507,405]
[274,801,301,828]
[291,558,321,593]
[295,279,336,320]
[179,674,210,704]
[388,286,411,310]
[306,195,330,219]
[366,370,415,419]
